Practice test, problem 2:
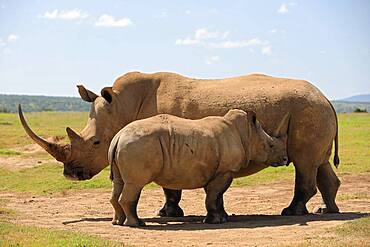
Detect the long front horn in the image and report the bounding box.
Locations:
[18,104,69,162]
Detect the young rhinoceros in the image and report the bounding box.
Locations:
[108,109,288,227]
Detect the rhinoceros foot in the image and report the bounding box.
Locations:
[281,202,309,216]
[112,214,126,226]
[203,211,228,224]
[158,203,184,217]
[124,218,146,227]
[313,205,339,214]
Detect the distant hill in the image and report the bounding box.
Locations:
[0,94,369,113]
[331,101,370,113]
[0,94,90,112]
[339,93,370,103]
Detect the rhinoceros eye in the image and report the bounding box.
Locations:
[93,140,100,146]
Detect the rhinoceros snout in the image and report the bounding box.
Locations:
[63,164,92,181]
[270,156,289,167]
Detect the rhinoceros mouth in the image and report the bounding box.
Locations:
[270,157,289,167]
[63,166,92,181]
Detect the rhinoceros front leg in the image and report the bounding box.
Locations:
[204,172,233,224]
[158,188,184,217]
[282,161,318,216]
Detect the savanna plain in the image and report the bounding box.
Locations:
[0,112,369,246]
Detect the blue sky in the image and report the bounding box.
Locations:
[0,0,369,99]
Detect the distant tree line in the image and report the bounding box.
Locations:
[0,94,90,112]
[0,94,369,113]
[354,108,367,113]
[331,101,370,113]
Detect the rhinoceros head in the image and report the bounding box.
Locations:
[226,109,288,167]
[18,84,135,180]
[247,111,289,167]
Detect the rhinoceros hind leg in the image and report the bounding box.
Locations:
[110,165,126,225]
[282,163,318,216]
[158,188,184,217]
[111,182,126,225]
[204,172,233,224]
[119,184,146,227]
[315,162,340,214]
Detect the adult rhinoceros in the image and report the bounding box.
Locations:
[19,71,340,216]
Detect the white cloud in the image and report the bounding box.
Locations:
[210,38,264,49]
[0,34,20,49]
[176,28,271,55]
[40,9,88,20]
[270,29,278,34]
[175,28,230,46]
[185,10,191,15]
[269,28,287,34]
[261,45,272,55]
[95,14,133,27]
[41,9,58,19]
[277,4,289,14]
[278,2,297,14]
[206,56,220,65]
[175,38,199,46]
[7,34,19,42]
[195,28,228,40]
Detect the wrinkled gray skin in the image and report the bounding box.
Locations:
[108,110,288,226]
[19,71,340,217]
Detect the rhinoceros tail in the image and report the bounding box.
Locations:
[334,129,340,168]
[327,99,340,168]
[108,135,120,181]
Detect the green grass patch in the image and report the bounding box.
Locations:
[0,111,88,150]
[337,193,370,201]
[0,222,123,247]
[335,216,370,238]
[0,149,20,156]
[0,163,112,195]
[337,113,370,174]
[281,217,370,247]
[0,199,16,221]
[232,165,294,187]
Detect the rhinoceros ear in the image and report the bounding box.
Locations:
[246,111,257,125]
[101,87,114,103]
[77,85,98,102]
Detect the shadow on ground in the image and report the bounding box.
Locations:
[62,212,369,231]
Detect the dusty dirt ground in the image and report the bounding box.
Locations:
[1,174,370,246]
[0,156,53,170]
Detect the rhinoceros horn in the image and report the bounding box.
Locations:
[66,127,82,143]
[273,112,290,137]
[18,104,70,162]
